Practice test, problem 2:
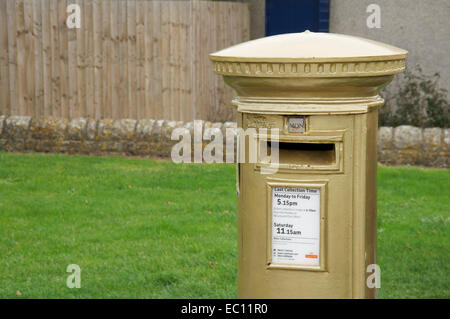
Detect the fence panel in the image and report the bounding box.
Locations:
[0,0,249,121]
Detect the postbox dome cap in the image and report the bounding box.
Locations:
[210,31,407,78]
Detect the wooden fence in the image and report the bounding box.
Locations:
[0,0,249,122]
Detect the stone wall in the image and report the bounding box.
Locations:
[378,126,449,167]
[0,116,448,168]
[0,115,237,160]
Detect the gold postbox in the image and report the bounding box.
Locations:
[210,32,407,298]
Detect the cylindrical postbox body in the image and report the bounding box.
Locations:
[211,32,407,298]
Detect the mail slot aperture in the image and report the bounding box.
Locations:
[266,142,336,166]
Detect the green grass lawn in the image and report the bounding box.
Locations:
[0,152,448,298]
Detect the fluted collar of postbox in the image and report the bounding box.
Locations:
[210,31,408,101]
[210,31,408,78]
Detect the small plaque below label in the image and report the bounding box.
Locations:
[287,117,306,133]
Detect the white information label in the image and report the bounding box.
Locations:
[272,187,320,266]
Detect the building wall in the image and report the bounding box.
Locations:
[243,0,449,95]
[330,0,450,95]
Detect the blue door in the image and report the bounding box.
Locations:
[266,0,330,36]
